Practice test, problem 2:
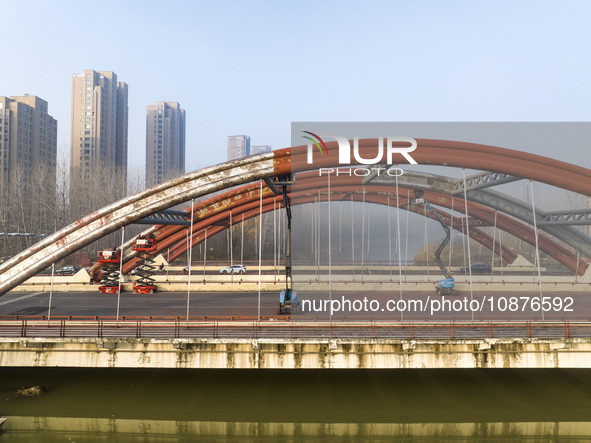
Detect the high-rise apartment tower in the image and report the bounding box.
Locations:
[70,70,128,185]
[145,102,186,187]
[0,95,57,197]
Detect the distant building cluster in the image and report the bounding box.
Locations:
[1,69,188,200]
[70,69,186,189]
[227,137,272,161]
[3,68,273,201]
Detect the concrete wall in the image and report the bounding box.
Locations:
[2,337,590,369]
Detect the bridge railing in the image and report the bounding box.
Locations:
[2,317,589,340]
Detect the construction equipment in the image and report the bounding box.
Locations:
[273,175,299,315]
[413,190,457,295]
[97,249,121,294]
[131,234,157,294]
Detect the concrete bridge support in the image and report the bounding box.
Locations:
[3,337,590,369]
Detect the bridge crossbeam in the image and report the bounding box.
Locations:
[136,209,191,226]
[538,210,591,226]
[451,172,522,195]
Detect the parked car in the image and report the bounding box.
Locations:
[55,265,80,276]
[219,265,247,274]
[459,263,492,274]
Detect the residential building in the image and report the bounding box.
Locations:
[70,70,128,186]
[227,135,250,161]
[0,94,57,198]
[145,102,186,187]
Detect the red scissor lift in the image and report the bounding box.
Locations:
[97,249,121,294]
[132,235,157,294]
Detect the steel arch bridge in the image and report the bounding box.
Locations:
[114,173,587,276]
[1,138,591,296]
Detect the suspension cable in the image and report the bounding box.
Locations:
[186,198,194,322]
[424,202,429,275]
[529,179,544,320]
[449,198,454,269]
[317,191,320,281]
[462,169,474,318]
[405,189,410,283]
[230,210,233,283]
[351,193,355,281]
[339,200,342,255]
[367,194,371,255]
[48,263,55,323]
[328,173,332,319]
[388,196,392,281]
[203,228,207,281]
[258,181,262,321]
[498,227,503,276]
[396,170,403,321]
[491,210,498,283]
[273,198,276,281]
[361,186,365,282]
[116,226,125,322]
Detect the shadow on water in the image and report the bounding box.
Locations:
[1,367,591,441]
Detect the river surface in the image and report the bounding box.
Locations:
[1,367,591,441]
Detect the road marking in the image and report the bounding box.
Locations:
[0,292,45,306]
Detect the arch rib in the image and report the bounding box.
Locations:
[3,138,591,296]
[124,173,585,275]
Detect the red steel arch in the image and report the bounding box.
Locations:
[158,189,582,274]
[160,193,519,266]
[117,173,586,275]
[285,139,591,197]
[4,138,591,296]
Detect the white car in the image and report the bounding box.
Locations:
[219,265,247,274]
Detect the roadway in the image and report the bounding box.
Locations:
[2,290,590,340]
[2,289,590,322]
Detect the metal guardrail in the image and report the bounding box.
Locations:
[2,317,588,340]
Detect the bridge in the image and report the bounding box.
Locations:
[1,137,591,369]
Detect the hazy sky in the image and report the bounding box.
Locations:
[1,0,590,174]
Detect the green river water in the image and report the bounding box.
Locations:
[0,367,590,441]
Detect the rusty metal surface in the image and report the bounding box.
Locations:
[372,170,591,259]
[162,192,519,266]
[3,139,591,295]
[123,172,583,274]
[288,139,591,196]
[154,174,579,272]
[0,153,278,296]
[83,174,591,278]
